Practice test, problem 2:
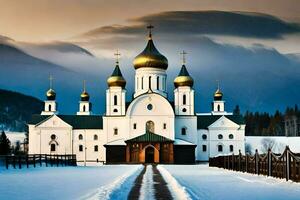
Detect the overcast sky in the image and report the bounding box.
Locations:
[0,0,299,41]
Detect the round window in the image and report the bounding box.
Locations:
[229,134,234,139]
[50,134,56,140]
[218,134,223,139]
[202,134,207,140]
[147,104,153,110]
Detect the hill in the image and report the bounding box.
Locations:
[0,89,43,132]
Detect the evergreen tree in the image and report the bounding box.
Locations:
[0,130,11,155]
[233,105,240,115]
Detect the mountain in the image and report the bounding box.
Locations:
[0,89,43,132]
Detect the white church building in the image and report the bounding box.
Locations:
[28,27,245,164]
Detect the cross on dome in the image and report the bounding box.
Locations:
[114,50,121,65]
[147,24,154,39]
[180,50,187,65]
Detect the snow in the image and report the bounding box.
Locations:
[161,164,300,200]
[174,139,195,145]
[157,165,191,200]
[104,139,126,146]
[246,136,300,154]
[139,165,154,200]
[0,165,141,200]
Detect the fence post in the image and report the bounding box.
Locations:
[26,155,29,168]
[5,156,9,169]
[56,155,59,167]
[18,156,22,169]
[268,148,272,176]
[232,153,235,170]
[39,154,42,167]
[286,146,290,181]
[238,150,241,171]
[33,155,36,168]
[245,154,248,172]
[255,149,259,174]
[13,156,16,169]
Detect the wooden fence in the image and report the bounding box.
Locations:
[209,146,300,182]
[2,154,77,169]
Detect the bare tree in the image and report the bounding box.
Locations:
[261,138,276,153]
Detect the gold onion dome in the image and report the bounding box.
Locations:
[81,91,90,101]
[46,89,56,100]
[214,88,223,101]
[107,64,126,88]
[174,65,194,88]
[133,32,168,70]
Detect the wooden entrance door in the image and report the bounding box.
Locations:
[145,146,154,163]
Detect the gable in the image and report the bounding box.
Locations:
[29,114,103,129]
[208,115,240,129]
[197,115,244,129]
[36,115,72,129]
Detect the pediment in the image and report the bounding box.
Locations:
[36,115,72,128]
[208,115,240,129]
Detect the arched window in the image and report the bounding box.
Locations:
[183,94,186,105]
[146,121,155,132]
[50,144,56,152]
[114,95,117,106]
[229,145,234,152]
[149,76,152,89]
[142,77,144,89]
[94,135,98,140]
[181,127,187,135]
[218,145,223,152]
[202,145,207,152]
[79,145,83,152]
[133,123,137,129]
[218,134,223,139]
[48,104,52,111]
[113,108,118,113]
[83,105,86,112]
[114,128,118,135]
[157,76,159,90]
[217,104,220,111]
[229,134,234,139]
[94,145,98,152]
[78,134,83,140]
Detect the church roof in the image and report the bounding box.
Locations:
[197,115,244,129]
[28,114,103,129]
[125,131,173,143]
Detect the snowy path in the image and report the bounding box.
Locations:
[0,165,141,200]
[161,164,300,200]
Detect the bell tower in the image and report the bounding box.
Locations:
[212,81,226,115]
[174,51,194,115]
[41,75,58,115]
[106,51,126,116]
[77,80,91,115]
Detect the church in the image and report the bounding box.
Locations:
[28,27,245,164]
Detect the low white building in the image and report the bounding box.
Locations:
[28,28,245,163]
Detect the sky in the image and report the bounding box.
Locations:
[0,0,299,114]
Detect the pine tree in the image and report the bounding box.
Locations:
[233,105,241,115]
[0,130,11,155]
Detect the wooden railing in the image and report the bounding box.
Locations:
[2,154,77,169]
[209,146,300,182]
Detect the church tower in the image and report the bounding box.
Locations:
[212,82,226,115]
[41,75,58,115]
[133,25,168,98]
[77,80,91,115]
[174,51,194,115]
[106,51,126,116]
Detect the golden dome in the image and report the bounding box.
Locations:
[107,65,126,88]
[174,65,194,88]
[46,89,56,100]
[133,36,168,70]
[214,88,223,100]
[81,91,90,101]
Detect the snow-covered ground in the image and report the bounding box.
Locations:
[246,136,300,154]
[161,164,300,200]
[0,165,142,200]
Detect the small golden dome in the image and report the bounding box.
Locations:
[174,65,194,88]
[46,89,56,100]
[133,37,168,70]
[107,65,126,88]
[214,88,223,100]
[81,91,90,101]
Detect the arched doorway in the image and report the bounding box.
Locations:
[146,121,155,132]
[145,146,154,163]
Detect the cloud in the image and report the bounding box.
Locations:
[80,11,300,39]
